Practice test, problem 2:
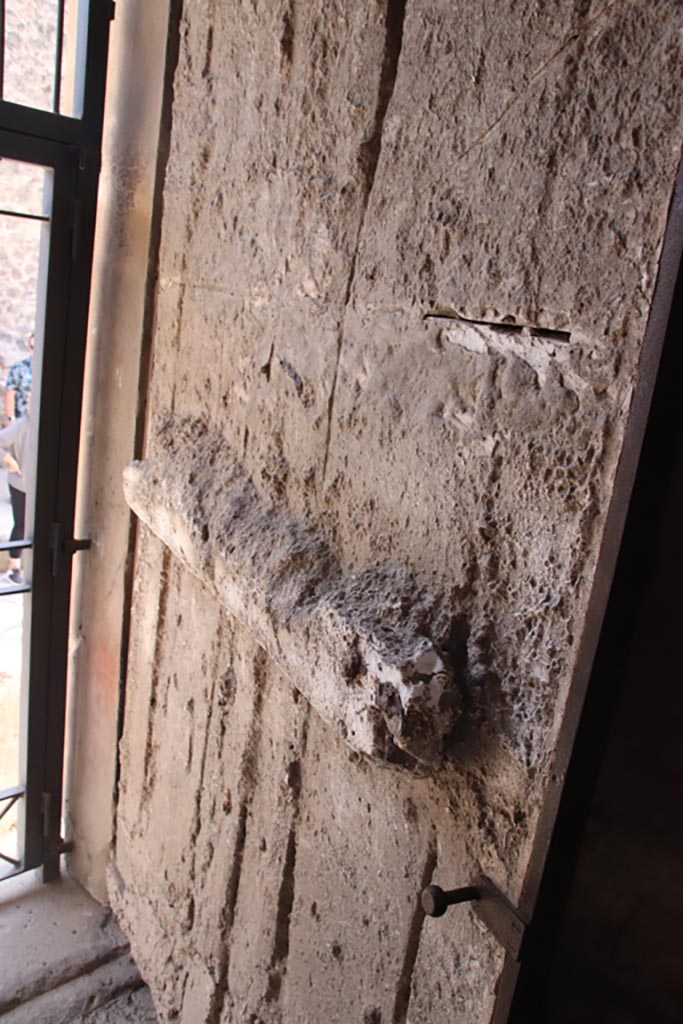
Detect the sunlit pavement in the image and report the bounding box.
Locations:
[0,465,25,869]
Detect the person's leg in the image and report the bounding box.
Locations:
[8,484,25,576]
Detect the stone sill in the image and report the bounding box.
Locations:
[0,869,153,1022]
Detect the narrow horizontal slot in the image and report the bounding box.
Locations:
[424,310,570,341]
[529,327,571,342]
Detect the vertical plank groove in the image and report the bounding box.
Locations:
[393,833,438,1024]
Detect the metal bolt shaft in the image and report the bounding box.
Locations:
[421,883,481,918]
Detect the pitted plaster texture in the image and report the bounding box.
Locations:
[114,531,507,1023]
[113,0,683,1021]
[124,421,461,770]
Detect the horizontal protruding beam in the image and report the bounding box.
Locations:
[124,422,462,772]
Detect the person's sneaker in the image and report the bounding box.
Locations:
[1,568,24,585]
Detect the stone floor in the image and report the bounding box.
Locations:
[0,868,157,1023]
[74,988,158,1023]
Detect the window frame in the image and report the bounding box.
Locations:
[0,0,112,882]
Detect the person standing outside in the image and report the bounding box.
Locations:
[5,332,34,424]
[0,401,30,585]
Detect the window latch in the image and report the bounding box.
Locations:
[51,524,92,576]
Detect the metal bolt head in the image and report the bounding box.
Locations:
[421,884,448,917]
[421,883,481,917]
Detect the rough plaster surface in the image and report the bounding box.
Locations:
[113,1,683,1021]
[113,533,505,1023]
[124,424,460,770]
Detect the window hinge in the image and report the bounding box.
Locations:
[51,523,61,576]
[41,792,51,838]
[71,196,82,260]
[41,793,73,854]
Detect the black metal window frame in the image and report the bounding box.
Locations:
[0,0,112,143]
[0,1,112,881]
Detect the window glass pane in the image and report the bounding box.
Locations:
[0,156,51,876]
[0,158,46,229]
[3,0,90,118]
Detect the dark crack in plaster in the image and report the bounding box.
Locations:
[392,833,438,1024]
[205,648,268,1024]
[321,0,407,485]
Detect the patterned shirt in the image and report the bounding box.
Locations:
[6,356,32,418]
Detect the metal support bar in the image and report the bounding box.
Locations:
[0,538,32,553]
[0,786,22,867]
[0,784,25,800]
[421,875,529,960]
[473,876,529,961]
[0,791,22,823]
[64,537,92,554]
[0,208,50,222]
[0,581,31,596]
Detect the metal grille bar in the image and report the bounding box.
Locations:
[53,0,66,113]
[0,787,23,822]
[0,784,25,802]
[0,789,24,867]
[0,582,31,595]
[0,539,32,553]
[0,208,50,222]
